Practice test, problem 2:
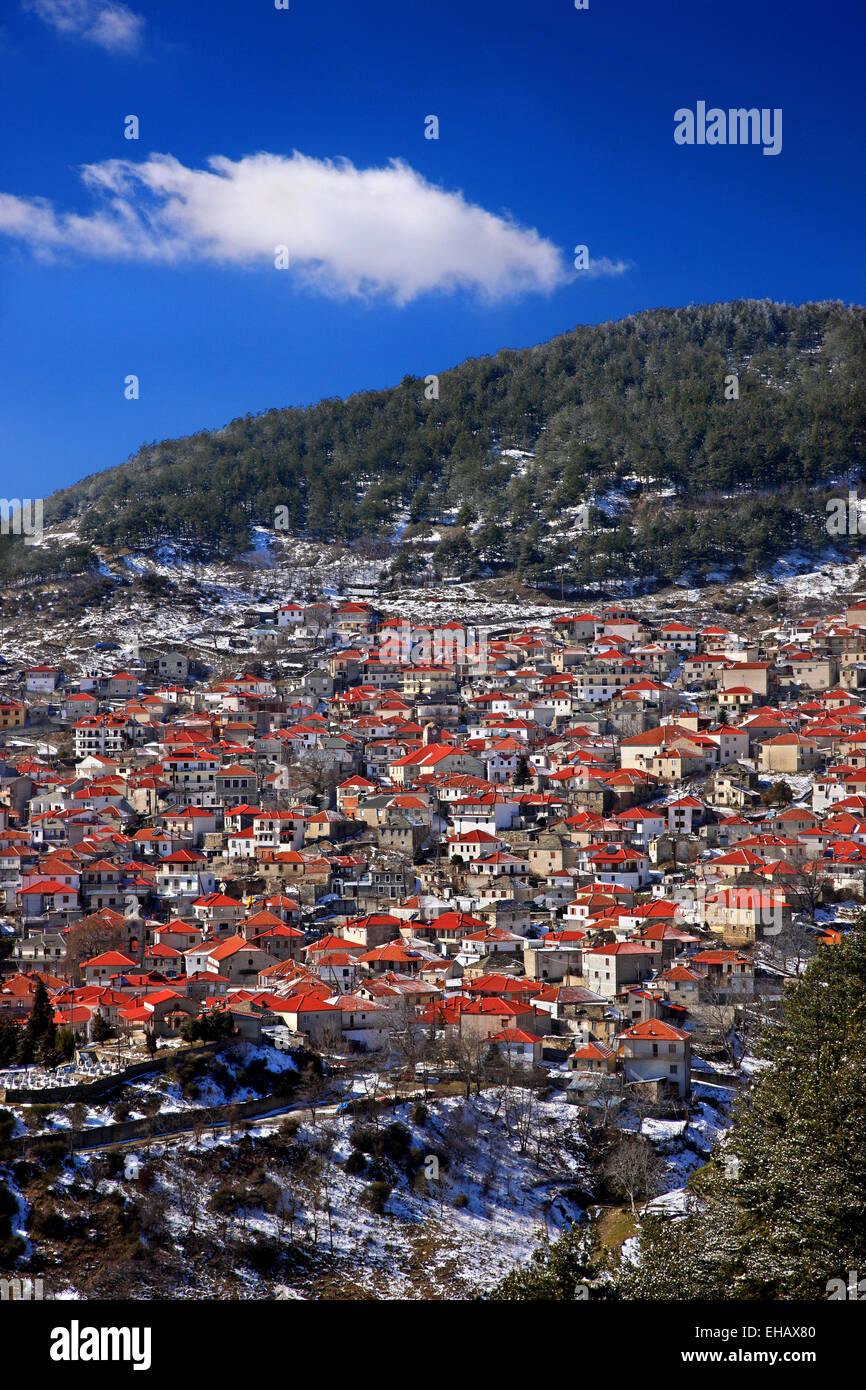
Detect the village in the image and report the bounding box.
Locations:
[0,581,863,1292]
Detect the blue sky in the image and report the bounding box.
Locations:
[1,0,864,498]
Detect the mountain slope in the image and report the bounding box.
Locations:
[41,299,866,589]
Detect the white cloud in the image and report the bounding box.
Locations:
[22,0,144,53]
[0,151,626,303]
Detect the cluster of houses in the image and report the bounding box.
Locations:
[1,593,863,1107]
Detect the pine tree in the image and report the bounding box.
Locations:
[621,923,866,1299]
[17,977,56,1065]
[0,1015,18,1068]
[91,1011,113,1043]
[489,1220,614,1300]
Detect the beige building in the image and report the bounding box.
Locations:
[459,997,542,1041]
[759,733,821,775]
[720,663,772,697]
[786,655,837,690]
[704,886,791,945]
[615,1018,691,1098]
[583,942,656,998]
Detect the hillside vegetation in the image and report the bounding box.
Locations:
[40,299,866,589]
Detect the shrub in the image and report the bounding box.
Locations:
[359,1181,392,1215]
[343,1149,367,1176]
[242,1236,281,1276]
[255,1179,281,1214]
[39,1141,68,1169]
[177,1057,208,1087]
[453,1193,469,1209]
[295,1050,324,1077]
[32,1206,68,1240]
[209,1183,241,1216]
[382,1122,411,1162]
[103,1151,125,1179]
[349,1124,378,1155]
[0,1234,25,1267]
[211,1063,236,1097]
[136,1162,157,1191]
[180,1011,234,1044]
[0,1182,17,1220]
[348,1120,410,1161]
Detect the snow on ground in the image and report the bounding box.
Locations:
[643,1187,696,1218]
[764,772,815,803]
[4,1043,299,1135]
[6,522,865,672]
[7,1045,750,1297]
[641,1117,688,1142]
[56,1088,592,1299]
[738,1052,776,1078]
[813,901,859,926]
[771,551,865,599]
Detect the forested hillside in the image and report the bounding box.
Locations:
[43,299,866,588]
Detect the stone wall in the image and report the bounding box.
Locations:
[7,1090,295,1154]
[0,1041,224,1105]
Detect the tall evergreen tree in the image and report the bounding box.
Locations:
[514,754,532,786]
[18,977,56,1065]
[621,923,866,1299]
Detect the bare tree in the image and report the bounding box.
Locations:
[299,1065,332,1126]
[391,1024,423,1086]
[301,1156,325,1247]
[603,1135,664,1219]
[316,1133,338,1256]
[692,985,741,1067]
[346,1047,390,1126]
[762,920,818,977]
[588,1073,625,1130]
[175,1168,203,1243]
[784,861,834,923]
[64,917,127,983]
[275,1187,300,1246]
[449,1032,489,1100]
[295,751,340,809]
